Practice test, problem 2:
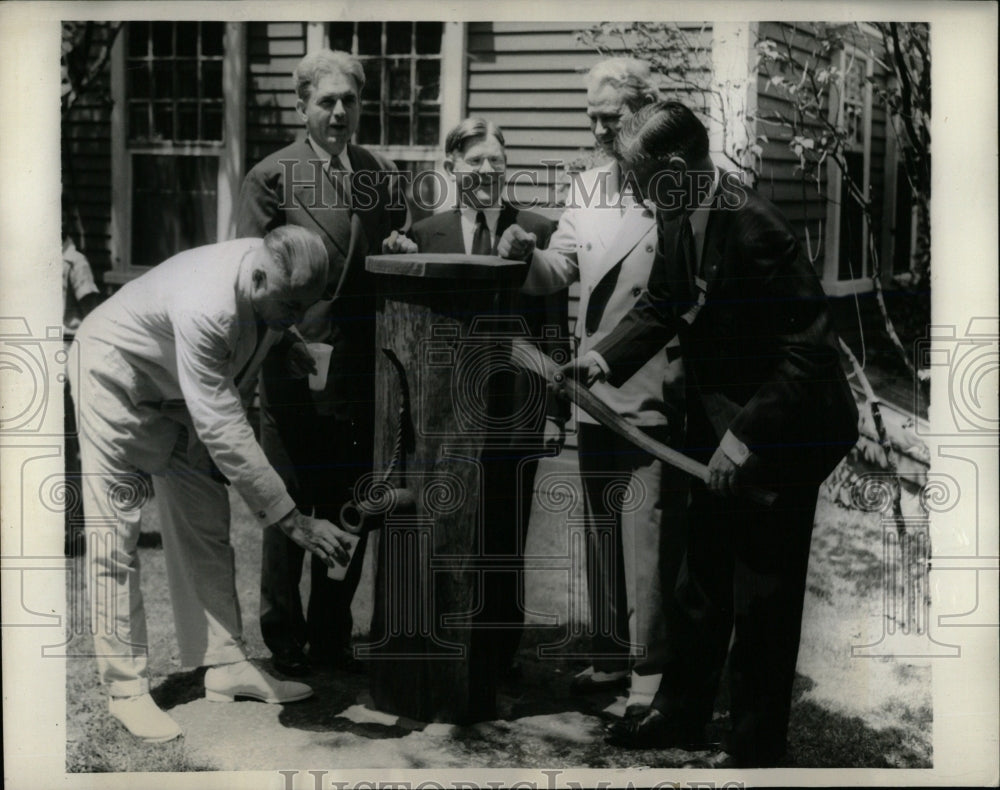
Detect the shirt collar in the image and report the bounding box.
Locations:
[307,137,352,172]
[460,204,502,236]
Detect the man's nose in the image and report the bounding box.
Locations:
[478,160,496,174]
[594,119,607,137]
[332,100,346,118]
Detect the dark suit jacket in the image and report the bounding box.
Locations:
[237,139,407,420]
[594,173,858,484]
[408,204,571,435]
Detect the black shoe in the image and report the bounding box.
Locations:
[605,708,709,750]
[270,650,310,678]
[569,666,629,695]
[309,647,366,674]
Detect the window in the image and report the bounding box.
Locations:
[321,21,463,219]
[109,22,245,280]
[328,21,443,149]
[823,46,874,294]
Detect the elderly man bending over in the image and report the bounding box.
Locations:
[70,226,354,742]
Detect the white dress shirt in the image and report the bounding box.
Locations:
[459,205,502,255]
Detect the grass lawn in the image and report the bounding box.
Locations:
[65,454,931,772]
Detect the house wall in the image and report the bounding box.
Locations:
[245,22,309,170]
[466,21,715,208]
[62,23,117,287]
[755,22,891,281]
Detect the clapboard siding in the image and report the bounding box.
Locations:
[245,21,308,168]
[62,23,118,284]
[755,22,893,278]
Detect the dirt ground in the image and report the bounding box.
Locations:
[64,455,932,773]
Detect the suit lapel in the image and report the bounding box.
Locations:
[699,180,731,294]
[290,141,351,258]
[427,209,465,253]
[589,207,656,286]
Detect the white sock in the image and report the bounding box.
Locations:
[626,671,662,707]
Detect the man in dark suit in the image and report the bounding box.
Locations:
[236,49,408,676]
[567,101,859,766]
[398,117,569,675]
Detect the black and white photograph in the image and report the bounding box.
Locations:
[1,2,997,788]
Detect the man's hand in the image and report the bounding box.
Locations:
[275,509,352,567]
[543,418,566,453]
[381,230,418,254]
[556,354,606,392]
[286,340,318,379]
[497,224,537,260]
[706,446,740,496]
[297,299,334,343]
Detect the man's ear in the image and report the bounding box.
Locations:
[442,157,455,179]
[252,267,267,291]
[668,155,688,175]
[295,97,308,124]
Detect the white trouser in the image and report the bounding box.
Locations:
[73,339,245,697]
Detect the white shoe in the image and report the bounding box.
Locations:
[108,694,183,743]
[204,660,313,703]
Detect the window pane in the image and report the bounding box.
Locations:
[153,102,173,141]
[131,154,218,267]
[415,22,443,54]
[153,60,174,97]
[177,102,198,141]
[329,22,354,52]
[128,102,150,140]
[388,58,410,103]
[175,60,197,97]
[202,104,223,141]
[838,151,866,279]
[386,22,412,54]
[128,22,149,57]
[357,22,381,55]
[358,111,381,145]
[360,59,382,98]
[416,112,439,146]
[387,112,410,145]
[176,22,198,56]
[127,62,150,99]
[152,22,173,56]
[416,60,440,103]
[202,60,223,99]
[201,22,224,56]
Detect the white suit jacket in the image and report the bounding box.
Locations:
[75,238,295,525]
[523,163,683,426]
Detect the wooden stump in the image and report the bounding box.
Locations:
[361,253,531,723]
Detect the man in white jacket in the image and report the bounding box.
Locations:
[70,226,354,742]
[499,58,687,720]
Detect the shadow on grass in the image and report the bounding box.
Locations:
[152,667,208,710]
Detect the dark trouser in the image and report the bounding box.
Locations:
[258,354,373,660]
[578,423,689,676]
[652,474,819,765]
[477,452,544,671]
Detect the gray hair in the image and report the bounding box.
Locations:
[263,225,329,292]
[584,57,660,111]
[294,49,365,101]
[444,117,506,159]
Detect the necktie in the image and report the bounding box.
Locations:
[677,215,697,283]
[677,217,706,326]
[328,166,352,211]
[472,211,492,255]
